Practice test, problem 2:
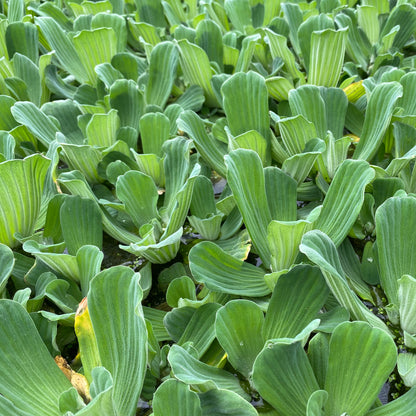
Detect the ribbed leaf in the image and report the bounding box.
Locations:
[6,22,38,64]
[309,28,347,87]
[35,17,87,83]
[153,380,202,416]
[263,265,328,340]
[398,275,416,339]
[266,29,305,83]
[88,266,147,416]
[146,41,179,108]
[109,79,144,132]
[215,300,265,378]
[224,0,252,32]
[11,101,59,147]
[300,230,390,334]
[168,344,250,399]
[225,149,272,267]
[195,20,223,70]
[0,244,14,295]
[267,220,312,271]
[0,300,72,415]
[324,321,397,416]
[278,115,317,156]
[222,71,270,164]
[0,154,50,248]
[253,338,320,416]
[60,195,103,255]
[72,28,117,86]
[376,196,416,305]
[177,39,217,107]
[139,112,170,156]
[86,110,119,148]
[189,241,270,296]
[366,387,416,416]
[177,110,227,177]
[314,159,375,246]
[353,82,402,161]
[116,170,159,229]
[199,389,258,416]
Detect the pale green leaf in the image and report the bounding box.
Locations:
[324,321,397,416]
[215,300,264,378]
[189,241,270,296]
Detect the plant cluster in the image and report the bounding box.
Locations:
[1,0,416,414]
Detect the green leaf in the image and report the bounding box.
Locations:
[146,41,179,108]
[177,110,228,177]
[88,266,147,416]
[225,149,272,268]
[398,275,416,339]
[153,380,202,416]
[253,338,320,416]
[266,29,305,83]
[309,28,348,87]
[215,300,265,378]
[60,195,103,255]
[13,53,41,106]
[314,159,375,246]
[397,352,416,387]
[86,110,120,148]
[110,79,144,132]
[177,39,218,107]
[168,344,250,399]
[0,244,14,295]
[0,300,72,415]
[189,241,270,296]
[267,220,312,271]
[366,387,416,416]
[116,170,159,229]
[300,230,391,334]
[11,101,59,147]
[263,265,329,340]
[224,0,252,33]
[178,303,221,358]
[353,82,402,161]
[35,17,88,84]
[6,22,38,64]
[324,321,397,416]
[195,20,223,70]
[199,389,258,416]
[0,154,50,248]
[222,71,270,165]
[139,112,170,157]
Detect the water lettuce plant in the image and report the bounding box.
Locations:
[2,0,416,414]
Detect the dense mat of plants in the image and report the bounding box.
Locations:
[2,0,416,414]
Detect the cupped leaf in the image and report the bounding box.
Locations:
[366,387,416,416]
[199,389,258,416]
[300,230,390,334]
[168,344,250,400]
[263,265,329,340]
[314,159,375,246]
[178,110,228,177]
[375,195,416,305]
[221,71,270,165]
[309,28,348,87]
[0,154,50,248]
[60,195,103,255]
[88,266,147,416]
[353,82,402,161]
[146,41,179,108]
[189,241,269,296]
[0,300,73,416]
[153,379,202,416]
[215,300,264,378]
[225,149,272,268]
[253,338,320,416]
[324,321,397,416]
